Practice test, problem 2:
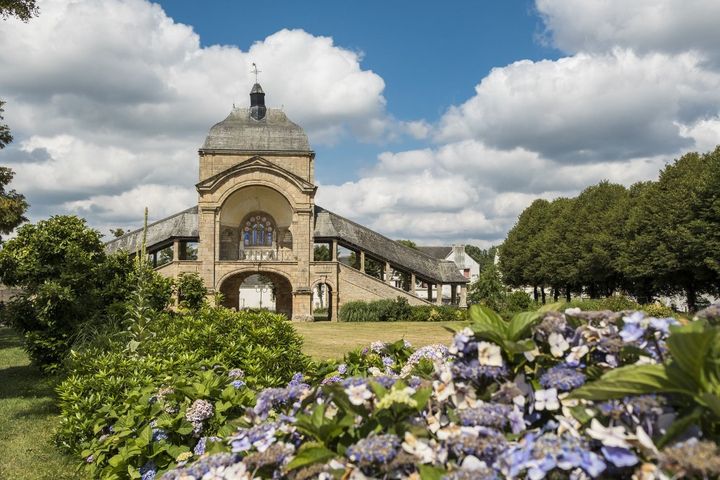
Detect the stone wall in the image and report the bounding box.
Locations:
[338,264,431,306]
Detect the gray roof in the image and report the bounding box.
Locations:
[418,246,453,259]
[103,204,468,284]
[314,207,468,284]
[105,206,198,254]
[200,107,311,152]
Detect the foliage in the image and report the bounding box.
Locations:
[395,239,418,249]
[468,261,506,310]
[464,244,497,272]
[0,216,134,371]
[160,304,720,480]
[0,166,27,241]
[313,244,330,261]
[56,306,311,456]
[339,298,464,322]
[176,272,208,311]
[78,367,254,479]
[0,0,39,21]
[498,147,720,310]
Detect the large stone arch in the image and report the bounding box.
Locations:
[218,269,293,318]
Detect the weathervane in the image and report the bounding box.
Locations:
[251,63,261,83]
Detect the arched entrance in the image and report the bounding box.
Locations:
[311,282,332,321]
[219,271,293,318]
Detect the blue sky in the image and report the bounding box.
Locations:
[156,0,561,183]
[1,0,719,245]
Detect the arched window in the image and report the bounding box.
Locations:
[242,213,275,247]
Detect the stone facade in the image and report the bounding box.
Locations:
[105,84,469,321]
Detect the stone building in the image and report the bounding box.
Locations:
[106,84,468,320]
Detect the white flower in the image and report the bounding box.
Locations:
[565,345,589,367]
[548,332,570,357]
[368,366,383,376]
[565,307,582,316]
[477,341,503,367]
[586,418,632,448]
[345,383,372,406]
[523,346,540,362]
[402,432,436,464]
[534,388,560,411]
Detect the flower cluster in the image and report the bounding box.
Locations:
[160,306,720,480]
[185,399,214,434]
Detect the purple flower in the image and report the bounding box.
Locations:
[151,428,168,442]
[321,375,342,385]
[346,434,400,464]
[230,423,278,453]
[382,356,394,367]
[140,461,156,480]
[457,403,512,430]
[601,446,638,467]
[446,427,507,463]
[228,368,244,379]
[231,379,245,389]
[194,437,207,456]
[539,366,586,392]
[338,363,347,375]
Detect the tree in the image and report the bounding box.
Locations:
[0,100,11,149]
[538,197,577,302]
[0,167,28,241]
[313,244,330,261]
[396,239,418,249]
[465,245,497,272]
[468,261,506,311]
[0,216,133,370]
[0,0,39,21]
[110,228,126,238]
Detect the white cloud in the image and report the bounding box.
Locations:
[536,0,720,64]
[0,0,396,227]
[436,49,720,161]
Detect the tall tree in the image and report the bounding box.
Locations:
[538,197,577,302]
[465,245,497,272]
[0,0,39,21]
[0,167,28,241]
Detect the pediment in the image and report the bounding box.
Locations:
[196,156,316,193]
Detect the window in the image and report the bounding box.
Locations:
[149,245,173,267]
[242,213,275,247]
[180,241,199,260]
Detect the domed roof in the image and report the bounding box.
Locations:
[201,85,311,153]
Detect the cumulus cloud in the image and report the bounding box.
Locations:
[436,50,720,161]
[536,0,720,65]
[0,0,396,230]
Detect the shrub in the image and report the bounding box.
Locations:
[560,294,640,312]
[642,302,675,318]
[176,272,207,311]
[339,298,464,322]
[56,307,311,455]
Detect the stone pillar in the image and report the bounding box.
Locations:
[427,283,432,302]
[436,284,443,305]
[173,239,181,262]
[330,289,339,322]
[359,251,366,273]
[451,284,457,305]
[410,273,416,295]
[292,288,313,321]
[385,262,393,286]
[294,210,313,289]
[332,240,338,261]
[198,206,217,293]
[460,284,467,308]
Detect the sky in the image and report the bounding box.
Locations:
[1,0,719,246]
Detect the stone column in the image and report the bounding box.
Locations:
[359,251,366,273]
[451,284,457,305]
[330,289,339,322]
[385,262,393,286]
[427,283,432,302]
[460,284,468,308]
[173,239,181,262]
[410,273,416,294]
[331,240,338,261]
[198,206,217,293]
[436,284,443,305]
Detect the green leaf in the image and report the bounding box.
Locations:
[667,323,717,386]
[469,305,507,336]
[507,311,541,341]
[418,464,447,480]
[537,302,562,313]
[569,364,692,400]
[285,443,336,471]
[698,392,720,418]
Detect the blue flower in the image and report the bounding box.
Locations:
[601,446,638,467]
[539,366,586,391]
[346,434,400,464]
[382,356,394,367]
[231,379,245,389]
[194,436,207,456]
[338,363,347,375]
[151,428,168,442]
[457,403,512,430]
[140,461,156,480]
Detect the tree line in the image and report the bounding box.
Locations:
[499,147,720,311]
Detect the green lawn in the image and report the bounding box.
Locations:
[293,320,468,360]
[0,327,81,480]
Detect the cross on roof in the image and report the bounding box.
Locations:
[251,63,261,83]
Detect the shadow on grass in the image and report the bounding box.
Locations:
[0,364,59,400]
[0,326,23,350]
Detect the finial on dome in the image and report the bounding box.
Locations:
[249,63,266,120]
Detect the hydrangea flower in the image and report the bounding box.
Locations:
[539,366,586,392]
[229,423,278,453]
[346,434,400,464]
[185,399,214,433]
[534,388,560,411]
[337,363,347,375]
[343,378,372,406]
[457,403,511,430]
[140,461,157,480]
[477,341,503,367]
[548,332,570,357]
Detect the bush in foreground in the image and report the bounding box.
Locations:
[158,304,720,480]
[57,306,311,459]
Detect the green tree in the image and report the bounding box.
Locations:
[313,244,330,261]
[0,216,133,370]
[465,245,497,272]
[468,261,506,311]
[110,228,126,238]
[0,99,11,148]
[538,197,577,302]
[621,149,720,310]
[0,0,39,21]
[396,239,418,249]
[0,166,28,242]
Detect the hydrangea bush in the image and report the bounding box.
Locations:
[156,304,720,480]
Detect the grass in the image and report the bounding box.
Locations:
[293,320,469,360]
[0,327,81,480]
